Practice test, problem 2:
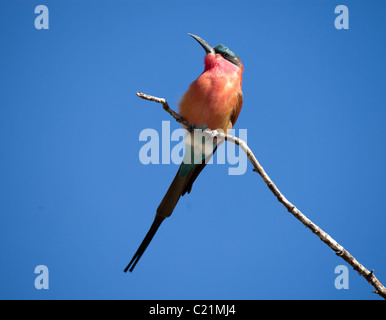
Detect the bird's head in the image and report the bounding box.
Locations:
[188,33,242,70]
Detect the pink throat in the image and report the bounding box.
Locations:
[203,53,239,74]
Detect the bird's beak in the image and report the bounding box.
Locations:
[188,33,215,54]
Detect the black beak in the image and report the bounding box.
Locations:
[188,33,215,54]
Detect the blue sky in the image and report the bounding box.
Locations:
[1,0,385,300]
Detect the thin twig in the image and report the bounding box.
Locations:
[136,91,386,299]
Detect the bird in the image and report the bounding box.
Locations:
[124,34,243,272]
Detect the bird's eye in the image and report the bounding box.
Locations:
[223,53,230,58]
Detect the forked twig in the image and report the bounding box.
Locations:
[136,91,386,299]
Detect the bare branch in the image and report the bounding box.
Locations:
[136,91,386,299]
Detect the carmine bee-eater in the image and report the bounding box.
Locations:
[124,34,243,272]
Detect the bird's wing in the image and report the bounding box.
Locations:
[229,91,243,128]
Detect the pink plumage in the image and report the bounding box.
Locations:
[179,53,243,131]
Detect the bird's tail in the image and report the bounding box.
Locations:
[123,215,165,272]
[123,166,196,272]
[124,146,217,272]
[156,166,195,217]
